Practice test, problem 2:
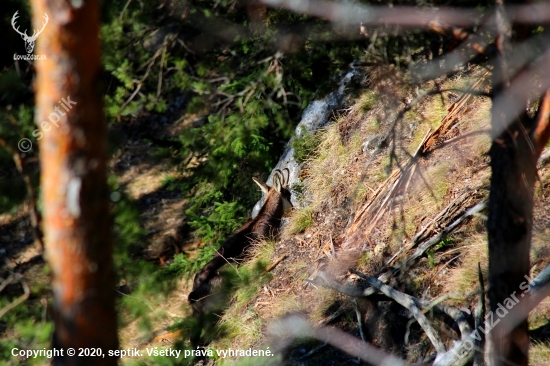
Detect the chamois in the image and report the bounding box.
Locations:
[188,169,292,344]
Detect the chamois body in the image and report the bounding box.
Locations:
[188,197,287,313]
[188,169,291,344]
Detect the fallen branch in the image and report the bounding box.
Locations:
[263,254,287,274]
[311,270,476,365]
[347,73,489,250]
[308,271,373,298]
[393,199,488,277]
[473,262,486,366]
[363,196,488,291]
[268,314,410,366]
[317,302,352,326]
[297,342,328,361]
[421,76,489,155]
[0,274,31,319]
[539,148,550,167]
[405,290,478,347]
[353,299,366,342]
[351,269,446,354]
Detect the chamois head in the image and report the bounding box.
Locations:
[252,168,293,215]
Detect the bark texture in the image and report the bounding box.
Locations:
[487,5,550,362]
[31,0,118,364]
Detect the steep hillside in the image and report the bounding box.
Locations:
[3,63,550,366]
[174,65,550,365]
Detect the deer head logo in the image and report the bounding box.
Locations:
[11,11,49,54]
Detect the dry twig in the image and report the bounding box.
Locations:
[0,274,31,319]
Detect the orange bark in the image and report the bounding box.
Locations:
[31,0,118,364]
[532,90,550,157]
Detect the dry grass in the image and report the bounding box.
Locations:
[421,95,448,130]
[309,287,344,323]
[247,238,277,263]
[118,277,192,349]
[442,234,488,300]
[395,163,451,236]
[180,65,550,364]
[259,292,305,319]
[424,163,450,205]
[215,305,264,350]
[530,341,550,366]
[284,207,314,236]
[305,124,350,213]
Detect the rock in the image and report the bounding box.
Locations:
[251,68,360,218]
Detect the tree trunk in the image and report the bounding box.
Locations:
[31,1,118,365]
[487,112,535,366]
[487,2,550,360]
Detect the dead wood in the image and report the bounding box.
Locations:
[263,254,287,273]
[269,314,410,366]
[0,273,30,319]
[311,270,476,365]
[421,75,489,155]
[529,263,550,293]
[350,271,477,366]
[346,74,489,251]
[539,148,550,167]
[473,262,486,366]
[296,342,328,361]
[317,302,351,325]
[359,194,487,290]
[351,269,447,354]
[353,298,366,342]
[349,144,549,292]
[392,198,487,278]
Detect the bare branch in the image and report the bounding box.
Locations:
[0,274,31,319]
[314,271,477,366]
[268,314,410,366]
[260,1,550,28]
[260,0,480,28]
[395,199,488,277]
[351,269,447,354]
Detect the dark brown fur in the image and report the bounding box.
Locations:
[188,170,292,344]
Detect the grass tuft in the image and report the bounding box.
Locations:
[358,90,378,113]
[285,207,314,236]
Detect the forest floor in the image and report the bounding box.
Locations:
[3,64,550,365]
